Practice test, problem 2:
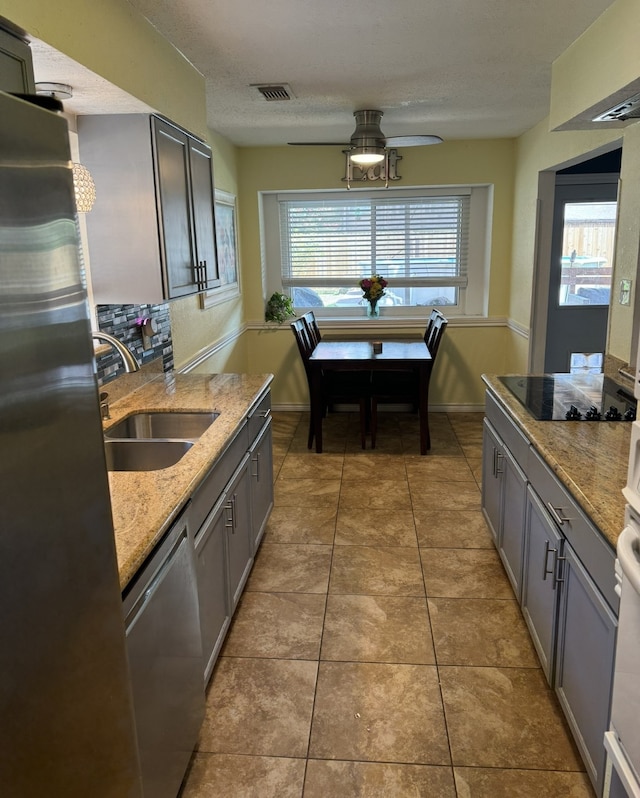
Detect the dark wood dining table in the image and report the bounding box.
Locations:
[308,339,433,454]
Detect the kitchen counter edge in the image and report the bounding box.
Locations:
[482,373,630,549]
[104,371,274,590]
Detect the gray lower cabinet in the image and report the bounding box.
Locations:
[522,485,564,681]
[194,492,231,684]
[225,454,253,611]
[555,542,617,794]
[499,445,527,599]
[481,419,502,543]
[249,416,274,553]
[482,415,527,600]
[482,387,619,796]
[191,387,274,683]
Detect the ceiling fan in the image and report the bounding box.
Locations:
[288,109,443,165]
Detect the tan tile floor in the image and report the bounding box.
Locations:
[179,411,596,798]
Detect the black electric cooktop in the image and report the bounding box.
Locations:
[499,373,637,421]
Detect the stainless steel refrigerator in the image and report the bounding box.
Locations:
[0,91,142,796]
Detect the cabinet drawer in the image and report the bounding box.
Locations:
[247,390,271,442]
[528,447,618,612]
[485,391,530,470]
[190,421,249,532]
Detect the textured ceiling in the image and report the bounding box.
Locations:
[33,0,617,146]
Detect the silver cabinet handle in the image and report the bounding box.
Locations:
[225,498,234,531]
[495,450,504,476]
[543,540,556,581]
[251,452,261,480]
[546,502,571,527]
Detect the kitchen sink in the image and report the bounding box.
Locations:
[104,411,219,441]
[104,439,194,471]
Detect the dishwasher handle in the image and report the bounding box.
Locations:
[617,524,640,595]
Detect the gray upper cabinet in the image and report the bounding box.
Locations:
[0,23,35,94]
[78,114,220,304]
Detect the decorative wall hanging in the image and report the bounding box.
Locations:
[201,190,241,309]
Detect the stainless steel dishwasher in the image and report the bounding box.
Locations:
[123,508,204,798]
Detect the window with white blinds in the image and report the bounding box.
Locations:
[261,185,491,316]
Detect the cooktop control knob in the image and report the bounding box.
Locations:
[585,405,601,421]
[605,406,623,421]
[624,407,637,421]
[565,405,582,420]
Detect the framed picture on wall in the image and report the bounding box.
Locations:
[201,189,240,309]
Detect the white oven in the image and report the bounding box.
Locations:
[604,500,640,797]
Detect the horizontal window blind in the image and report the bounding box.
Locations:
[279,194,470,289]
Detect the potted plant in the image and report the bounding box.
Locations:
[265,291,296,323]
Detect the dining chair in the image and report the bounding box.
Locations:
[370,311,448,450]
[424,308,447,360]
[301,310,322,348]
[291,318,371,449]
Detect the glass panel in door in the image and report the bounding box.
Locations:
[559,201,616,307]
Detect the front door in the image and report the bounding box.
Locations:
[544,177,618,373]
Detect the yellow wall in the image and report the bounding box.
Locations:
[510,120,621,326]
[6,0,640,407]
[1,0,205,136]
[0,0,244,375]
[550,0,640,131]
[237,141,520,409]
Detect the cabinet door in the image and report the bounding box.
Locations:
[152,117,197,299]
[555,542,617,795]
[225,456,253,611]
[249,418,274,554]
[189,139,220,291]
[194,496,231,684]
[499,446,527,601]
[0,26,35,93]
[482,419,503,543]
[522,486,563,683]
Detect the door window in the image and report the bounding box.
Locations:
[558,201,616,307]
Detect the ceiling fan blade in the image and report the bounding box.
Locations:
[385,135,443,147]
[288,141,350,146]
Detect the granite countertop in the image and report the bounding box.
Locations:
[103,371,273,590]
[483,374,631,549]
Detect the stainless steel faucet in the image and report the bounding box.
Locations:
[91,331,140,373]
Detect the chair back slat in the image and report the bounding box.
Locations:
[291,318,314,366]
[301,311,321,347]
[424,309,448,360]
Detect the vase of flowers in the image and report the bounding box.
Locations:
[359,275,387,318]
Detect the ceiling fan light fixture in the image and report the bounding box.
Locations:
[349,146,385,166]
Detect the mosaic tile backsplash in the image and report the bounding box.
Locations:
[95,303,173,385]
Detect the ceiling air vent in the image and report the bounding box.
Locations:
[252,83,294,102]
[593,93,640,122]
